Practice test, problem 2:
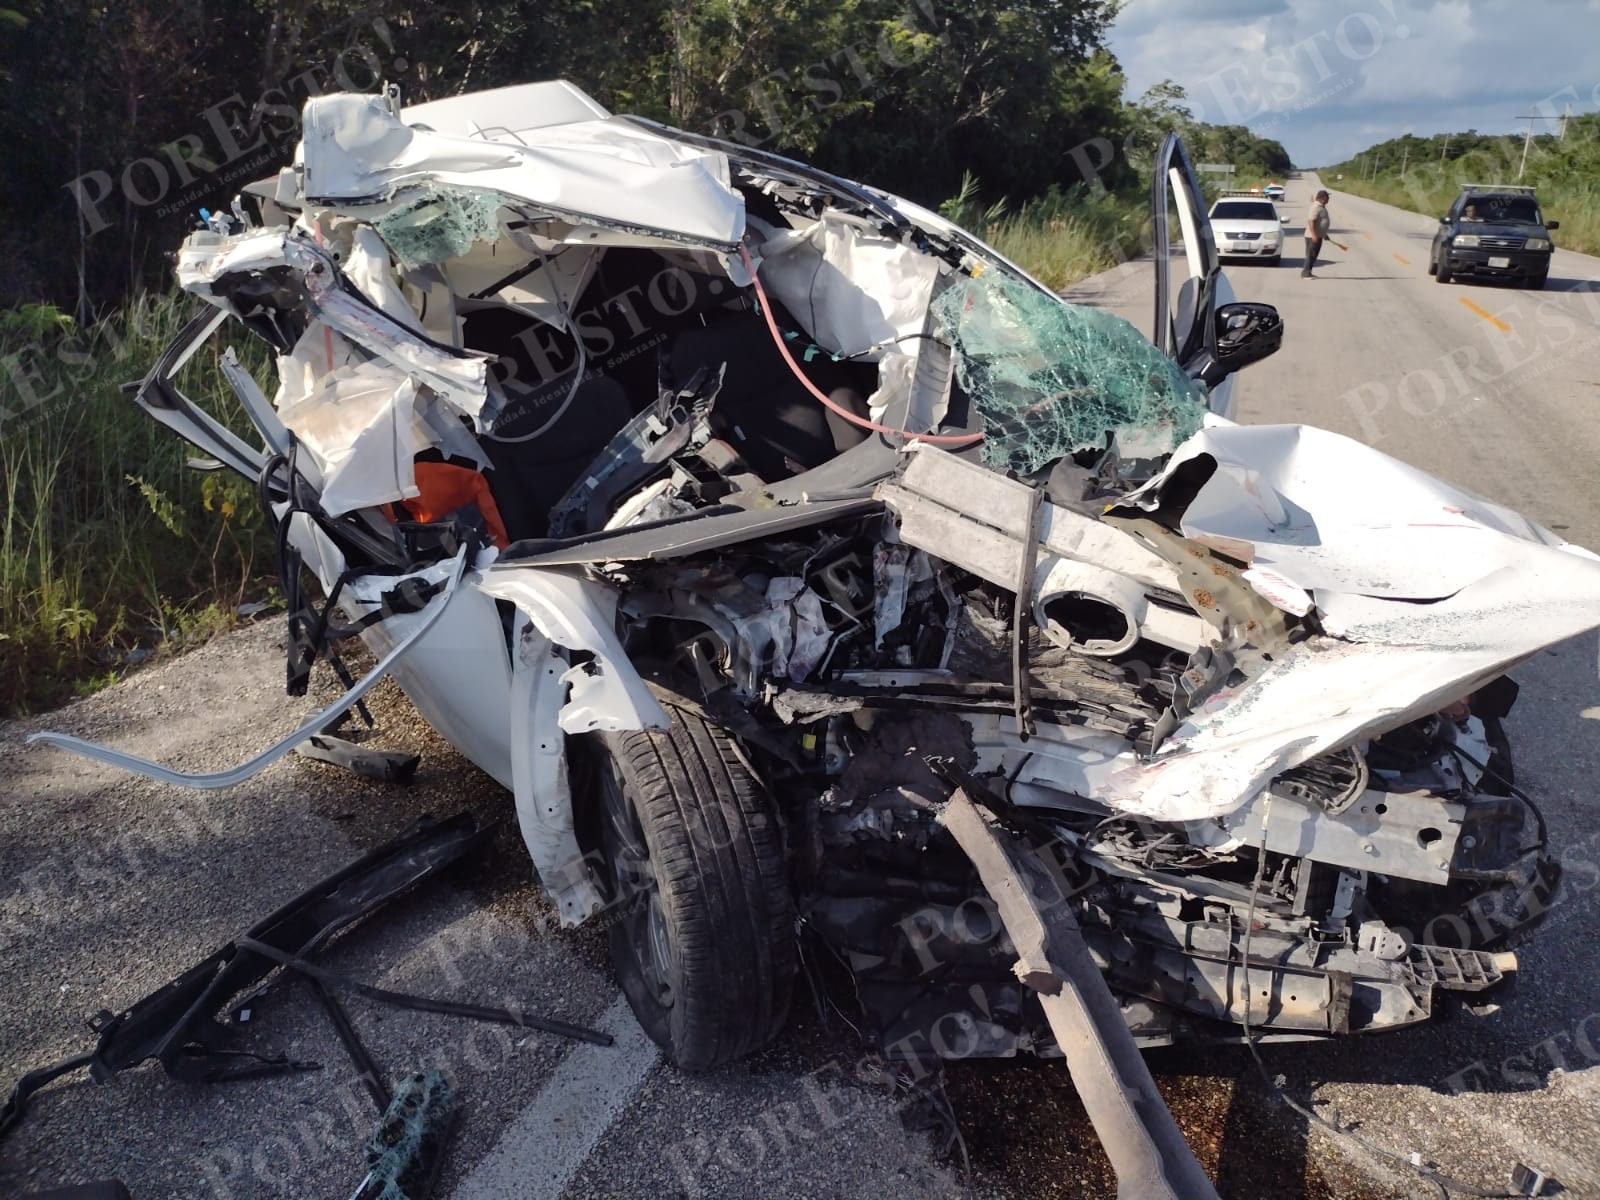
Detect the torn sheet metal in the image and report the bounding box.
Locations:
[474,569,671,734]
[279,367,425,514]
[179,230,495,428]
[1090,425,1600,819]
[1109,562,1600,824]
[510,615,606,925]
[297,92,744,248]
[476,568,671,921]
[345,224,426,330]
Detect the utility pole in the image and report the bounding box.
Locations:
[1439,134,1449,166]
[1512,110,1565,179]
[1561,102,1572,141]
[1400,141,1409,177]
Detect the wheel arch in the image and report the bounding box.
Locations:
[480,567,671,927]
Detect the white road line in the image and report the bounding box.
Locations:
[452,994,659,1200]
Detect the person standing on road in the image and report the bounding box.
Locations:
[1303,189,1331,278]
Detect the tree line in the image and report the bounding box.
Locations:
[0,1,1289,315]
[1331,114,1600,192]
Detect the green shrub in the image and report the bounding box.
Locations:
[0,293,273,713]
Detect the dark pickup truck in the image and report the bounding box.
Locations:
[1430,184,1558,289]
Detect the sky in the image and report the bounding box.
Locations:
[1104,0,1600,165]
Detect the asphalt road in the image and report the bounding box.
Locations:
[3,175,1599,1200]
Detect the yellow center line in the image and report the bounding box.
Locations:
[1392,253,1411,266]
[1459,296,1511,331]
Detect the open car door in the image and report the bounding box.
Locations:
[1150,132,1218,365]
[1152,134,1280,420]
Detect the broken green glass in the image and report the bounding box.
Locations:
[930,271,1209,475]
[373,188,504,268]
[358,1068,457,1200]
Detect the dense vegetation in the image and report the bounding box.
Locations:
[0,3,1292,713]
[0,298,270,712]
[1327,115,1600,256]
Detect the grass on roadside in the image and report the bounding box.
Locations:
[942,173,1153,290]
[0,294,274,715]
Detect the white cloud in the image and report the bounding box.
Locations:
[1106,0,1600,163]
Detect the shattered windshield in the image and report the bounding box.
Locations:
[373,188,506,267]
[931,271,1210,475]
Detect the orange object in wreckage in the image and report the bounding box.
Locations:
[388,460,510,549]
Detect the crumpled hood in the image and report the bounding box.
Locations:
[1097,423,1600,820]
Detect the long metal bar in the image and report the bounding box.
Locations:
[27,548,469,788]
[941,789,1221,1200]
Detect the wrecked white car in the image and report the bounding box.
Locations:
[32,81,1600,1194]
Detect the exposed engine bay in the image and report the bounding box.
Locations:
[31,81,1597,1111]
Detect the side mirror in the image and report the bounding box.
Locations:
[1548,220,1560,230]
[1195,302,1283,388]
[1439,214,1452,223]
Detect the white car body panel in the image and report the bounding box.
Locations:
[31,85,1600,965]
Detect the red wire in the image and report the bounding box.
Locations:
[737,243,984,447]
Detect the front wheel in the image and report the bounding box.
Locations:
[1435,254,1453,284]
[592,704,796,1070]
[1525,273,1548,290]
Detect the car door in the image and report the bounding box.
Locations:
[1150,133,1217,364]
[1149,134,1238,416]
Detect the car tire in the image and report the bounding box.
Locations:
[1526,273,1548,290]
[1435,255,1453,284]
[592,703,795,1071]
[1426,255,1437,276]
[1267,254,1281,267]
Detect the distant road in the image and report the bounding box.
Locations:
[1066,172,1600,1199]
[1068,172,1600,549]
